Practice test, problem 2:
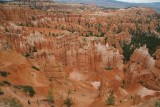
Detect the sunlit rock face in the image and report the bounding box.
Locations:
[3,28,124,77]
[130,46,155,74]
[65,38,124,72]
[27,32,47,46]
[152,49,160,80]
[128,46,160,91]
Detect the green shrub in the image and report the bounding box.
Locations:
[2,81,11,86]
[29,46,37,53]
[0,71,10,77]
[64,97,72,107]
[0,82,4,86]
[156,23,160,32]
[131,31,160,56]
[19,23,24,26]
[124,30,160,61]
[121,43,135,62]
[24,52,30,58]
[47,89,54,104]
[12,85,22,89]
[4,98,23,107]
[5,28,9,32]
[100,32,105,37]
[21,86,35,97]
[0,91,4,95]
[64,90,73,107]
[121,30,160,62]
[106,90,115,105]
[105,66,112,70]
[32,16,36,21]
[155,99,160,107]
[24,46,37,59]
[32,66,40,71]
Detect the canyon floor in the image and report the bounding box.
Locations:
[0,1,160,107]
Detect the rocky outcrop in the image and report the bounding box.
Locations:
[0,40,12,51]
[65,38,123,72]
[126,46,160,90]
[44,62,66,79]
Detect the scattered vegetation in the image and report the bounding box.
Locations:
[155,99,160,107]
[24,46,37,58]
[47,89,54,104]
[32,66,40,71]
[12,85,22,89]
[121,43,134,62]
[19,23,24,26]
[32,16,36,21]
[121,30,160,62]
[131,31,160,56]
[100,32,105,37]
[24,52,30,58]
[121,79,126,88]
[64,97,72,107]
[0,82,4,86]
[106,90,115,105]
[4,98,23,107]
[64,90,73,107]
[0,71,10,77]
[2,80,11,86]
[101,7,119,10]
[105,66,112,70]
[21,86,35,97]
[29,46,37,53]
[5,28,9,32]
[156,21,160,32]
[64,98,72,107]
[0,91,4,95]
[10,85,35,97]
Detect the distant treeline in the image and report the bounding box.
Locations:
[121,30,160,62]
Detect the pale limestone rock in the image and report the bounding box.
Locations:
[91,81,101,89]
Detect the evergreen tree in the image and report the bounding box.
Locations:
[106,90,115,105]
[47,89,54,104]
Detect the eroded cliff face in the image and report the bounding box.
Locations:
[65,39,123,72]
[0,3,160,107]
[124,46,160,91]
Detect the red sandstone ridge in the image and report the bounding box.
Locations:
[0,2,160,107]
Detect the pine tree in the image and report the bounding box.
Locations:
[47,89,54,104]
[106,90,115,105]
